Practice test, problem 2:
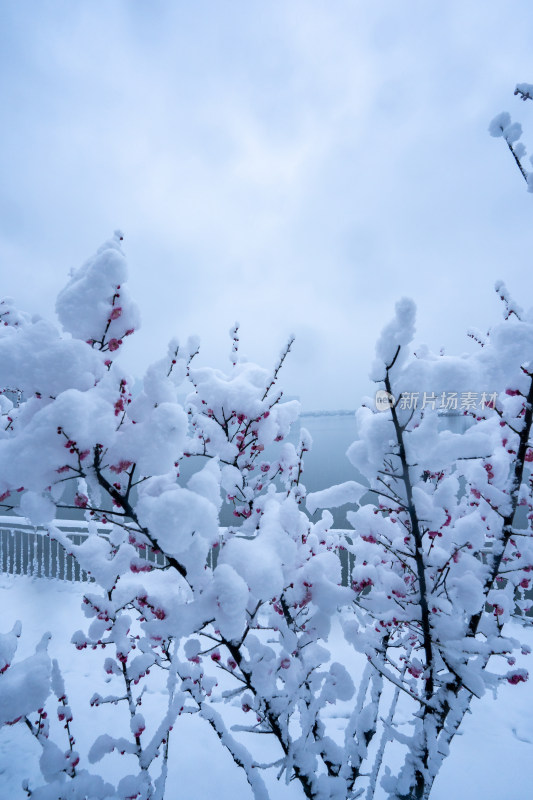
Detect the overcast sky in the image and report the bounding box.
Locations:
[1,1,533,410]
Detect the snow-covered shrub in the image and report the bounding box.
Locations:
[0,233,350,799]
[337,287,533,799]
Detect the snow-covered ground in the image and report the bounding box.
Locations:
[1,574,532,799]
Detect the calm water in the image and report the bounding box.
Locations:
[297,413,359,494]
[215,412,364,527]
[4,414,364,529]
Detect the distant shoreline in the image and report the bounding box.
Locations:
[300,409,355,418]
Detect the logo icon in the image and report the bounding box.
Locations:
[375,390,395,411]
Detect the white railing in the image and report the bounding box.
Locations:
[0,517,95,582]
[0,517,501,597]
[0,516,355,585]
[0,516,172,583]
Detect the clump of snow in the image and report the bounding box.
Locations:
[0,631,51,725]
[211,564,249,641]
[0,318,105,398]
[136,485,217,562]
[488,111,511,137]
[371,297,416,380]
[17,491,56,526]
[56,231,140,355]
[307,481,367,515]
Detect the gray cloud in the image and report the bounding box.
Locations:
[1,0,532,410]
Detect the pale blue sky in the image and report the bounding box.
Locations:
[1,1,533,409]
